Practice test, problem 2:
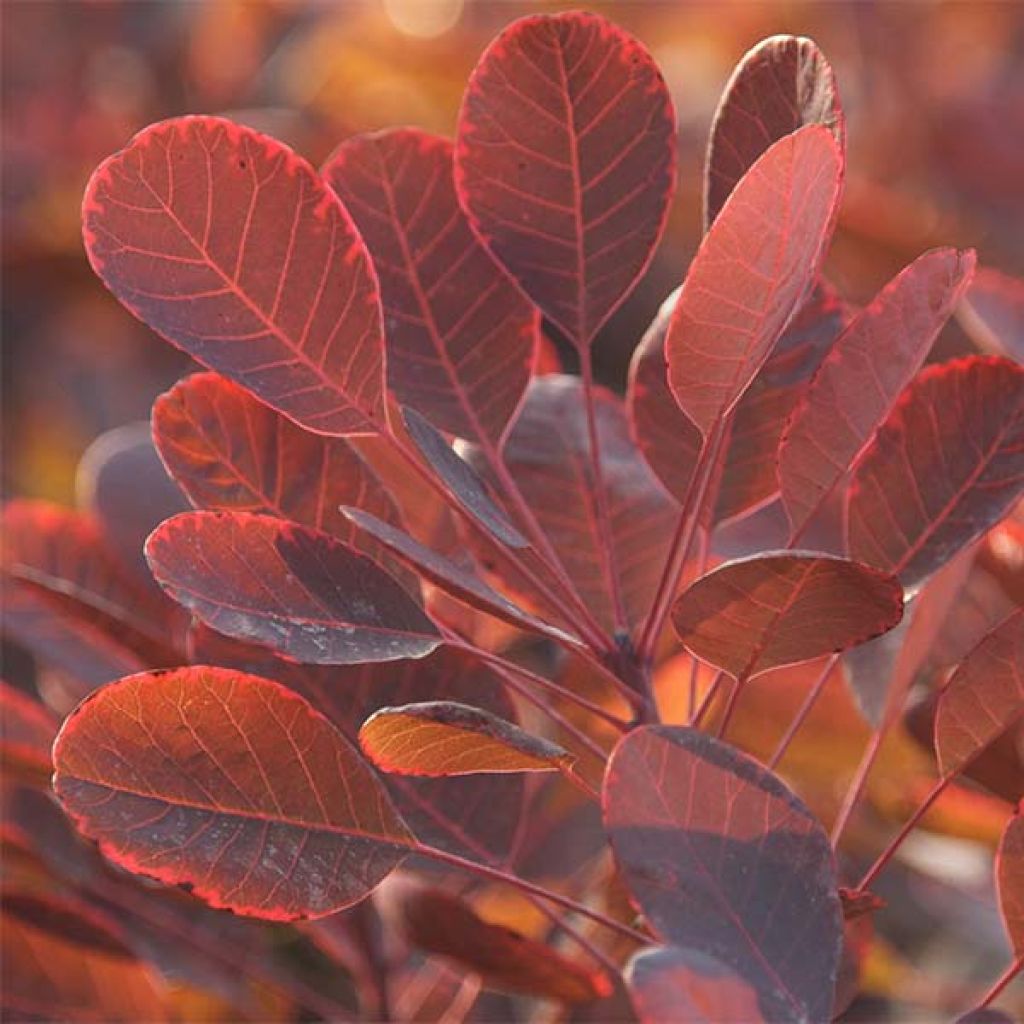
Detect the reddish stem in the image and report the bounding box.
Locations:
[767,656,839,770]
[716,676,746,741]
[977,955,1024,1009]
[691,668,728,727]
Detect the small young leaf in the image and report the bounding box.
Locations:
[670,553,904,680]
[455,11,676,347]
[322,128,538,446]
[146,511,442,665]
[667,126,843,437]
[604,726,843,1023]
[846,356,1024,588]
[52,666,414,919]
[359,701,573,776]
[83,116,385,436]
[996,811,1024,957]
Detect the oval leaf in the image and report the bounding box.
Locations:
[846,355,1024,588]
[146,511,442,664]
[604,726,843,1023]
[934,608,1024,779]
[996,811,1024,957]
[670,553,904,680]
[667,125,843,437]
[780,248,976,537]
[52,666,414,919]
[455,11,676,346]
[705,35,844,230]
[83,116,385,436]
[323,129,538,445]
[359,701,573,776]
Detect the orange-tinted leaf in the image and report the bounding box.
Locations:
[146,511,441,665]
[323,129,537,445]
[846,356,1024,589]
[455,11,676,347]
[83,117,385,436]
[604,726,843,1022]
[360,701,573,776]
[52,666,413,919]
[670,553,904,680]
[667,126,842,437]
[996,811,1024,956]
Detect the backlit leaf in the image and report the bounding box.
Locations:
[780,248,976,537]
[996,811,1024,956]
[667,126,843,437]
[604,726,843,1022]
[83,116,385,436]
[670,553,904,680]
[359,701,573,776]
[705,35,844,230]
[934,608,1024,778]
[146,511,442,664]
[846,356,1024,588]
[323,128,538,445]
[455,11,676,346]
[52,666,414,919]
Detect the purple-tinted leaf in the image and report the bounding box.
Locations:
[53,666,413,919]
[670,553,904,680]
[846,356,1024,589]
[667,126,843,437]
[780,248,976,537]
[604,726,843,1022]
[146,511,441,664]
[83,116,385,436]
[956,266,1024,364]
[455,11,676,347]
[323,128,538,445]
[705,35,844,230]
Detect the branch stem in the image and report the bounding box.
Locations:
[767,656,839,770]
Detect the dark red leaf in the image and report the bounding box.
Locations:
[454,11,676,346]
[667,126,843,437]
[626,946,790,1023]
[0,681,58,783]
[146,511,441,664]
[359,701,572,776]
[705,35,844,230]
[670,553,904,680]
[401,406,527,548]
[780,248,976,537]
[83,116,385,436]
[846,356,1024,588]
[996,811,1024,956]
[52,666,414,919]
[604,726,843,1022]
[934,608,1024,778]
[957,266,1024,364]
[152,372,400,545]
[322,128,538,445]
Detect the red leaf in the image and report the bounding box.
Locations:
[83,116,385,436]
[146,511,442,664]
[957,266,1024,364]
[934,608,1024,778]
[780,248,976,537]
[626,946,790,1023]
[667,126,843,437]
[359,701,572,776]
[152,372,400,545]
[996,811,1024,956]
[0,681,58,783]
[52,666,414,919]
[846,356,1024,588]
[670,553,904,680]
[322,128,538,445]
[604,726,843,1022]
[705,35,845,230]
[455,11,676,347]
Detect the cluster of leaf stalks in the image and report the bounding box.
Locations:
[2,10,1023,1023]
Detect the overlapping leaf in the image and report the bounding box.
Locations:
[604,726,843,1022]
[323,129,538,445]
[83,116,385,436]
[846,356,1024,588]
[146,511,441,664]
[455,11,676,346]
[52,666,414,919]
[670,553,904,680]
[705,34,844,229]
[780,248,976,537]
[667,126,843,437]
